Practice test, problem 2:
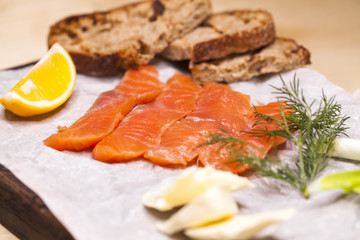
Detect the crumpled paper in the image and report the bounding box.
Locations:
[1,59,360,240]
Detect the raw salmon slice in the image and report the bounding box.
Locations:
[93,72,202,162]
[198,101,289,173]
[43,65,162,151]
[247,101,290,152]
[145,82,289,174]
[144,82,253,166]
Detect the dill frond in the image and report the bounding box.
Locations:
[200,75,349,198]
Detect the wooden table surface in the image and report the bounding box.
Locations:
[1,0,360,239]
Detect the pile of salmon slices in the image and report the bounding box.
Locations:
[44,65,287,174]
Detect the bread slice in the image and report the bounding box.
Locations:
[190,37,311,83]
[48,0,212,75]
[161,9,275,62]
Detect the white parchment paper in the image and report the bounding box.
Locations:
[1,59,360,240]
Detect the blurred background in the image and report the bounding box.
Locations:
[1,0,360,91]
[1,0,360,92]
[0,0,359,239]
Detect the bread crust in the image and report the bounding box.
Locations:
[48,0,212,75]
[190,37,311,83]
[162,9,275,62]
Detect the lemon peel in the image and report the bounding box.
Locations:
[0,43,76,117]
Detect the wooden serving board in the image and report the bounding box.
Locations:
[0,163,73,240]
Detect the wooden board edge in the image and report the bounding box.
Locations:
[0,163,74,240]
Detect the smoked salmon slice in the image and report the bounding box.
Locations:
[93,72,202,162]
[43,65,162,151]
[197,101,289,173]
[145,82,288,174]
[144,82,254,166]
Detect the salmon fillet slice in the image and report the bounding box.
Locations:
[43,65,163,151]
[197,101,289,173]
[144,82,253,166]
[145,82,288,174]
[93,72,202,162]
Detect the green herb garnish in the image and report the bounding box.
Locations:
[201,75,349,198]
[309,169,360,194]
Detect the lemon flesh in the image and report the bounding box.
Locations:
[0,43,76,117]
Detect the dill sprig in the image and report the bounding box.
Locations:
[201,75,349,198]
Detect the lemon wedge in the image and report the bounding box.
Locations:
[0,43,76,117]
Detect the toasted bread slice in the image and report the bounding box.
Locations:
[48,0,212,75]
[190,37,311,83]
[161,9,275,62]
